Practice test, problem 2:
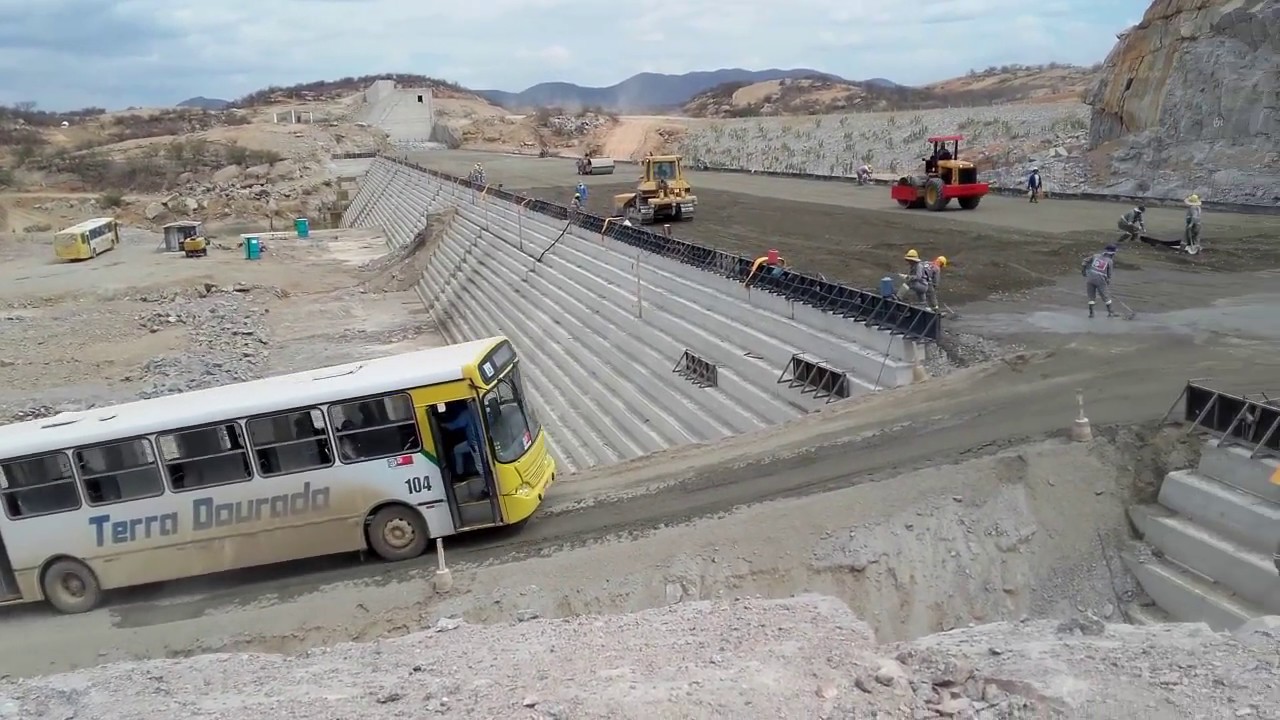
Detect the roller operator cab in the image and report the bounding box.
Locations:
[890,135,990,212]
[611,155,698,225]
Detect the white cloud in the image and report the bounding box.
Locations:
[516,45,572,67]
[0,0,1131,110]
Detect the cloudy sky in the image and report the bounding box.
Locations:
[0,0,1140,110]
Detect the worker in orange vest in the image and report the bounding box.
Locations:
[746,249,786,286]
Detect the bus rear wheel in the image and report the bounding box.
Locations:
[42,558,102,614]
[367,505,429,561]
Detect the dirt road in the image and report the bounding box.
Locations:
[409,150,1280,304]
[2,330,1269,671]
[1,324,1275,676]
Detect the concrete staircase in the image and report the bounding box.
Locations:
[343,158,920,473]
[1124,439,1280,631]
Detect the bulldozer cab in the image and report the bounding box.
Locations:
[923,135,976,185]
[613,154,698,224]
[639,155,689,195]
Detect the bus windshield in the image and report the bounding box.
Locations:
[480,365,540,463]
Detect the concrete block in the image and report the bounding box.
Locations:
[1158,469,1280,554]
[1198,440,1280,503]
[1121,549,1263,631]
[1130,504,1280,614]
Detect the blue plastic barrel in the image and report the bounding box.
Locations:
[244,236,261,260]
[880,276,896,298]
[294,217,310,238]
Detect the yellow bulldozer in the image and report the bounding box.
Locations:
[612,154,697,225]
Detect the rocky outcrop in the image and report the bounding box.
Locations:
[1086,0,1279,202]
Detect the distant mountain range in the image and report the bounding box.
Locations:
[177,96,230,110]
[476,68,901,111]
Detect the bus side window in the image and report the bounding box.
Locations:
[0,452,82,519]
[158,422,253,491]
[247,408,334,477]
[75,438,164,506]
[329,393,421,463]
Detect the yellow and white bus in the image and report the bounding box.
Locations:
[0,337,554,614]
[54,217,120,261]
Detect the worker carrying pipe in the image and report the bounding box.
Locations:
[745,248,786,286]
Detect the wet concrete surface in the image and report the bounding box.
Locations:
[957,263,1280,343]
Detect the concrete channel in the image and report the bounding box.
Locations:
[341,157,920,472]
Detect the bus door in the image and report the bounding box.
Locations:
[0,531,19,601]
[428,400,501,530]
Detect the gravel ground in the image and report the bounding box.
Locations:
[0,226,441,422]
[676,104,1091,186]
[2,595,1275,720]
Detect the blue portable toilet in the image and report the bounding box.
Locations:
[244,235,262,260]
[880,276,897,298]
[294,217,310,238]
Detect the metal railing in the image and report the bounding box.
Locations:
[376,154,942,342]
[1164,380,1280,459]
[778,352,851,403]
[673,350,719,388]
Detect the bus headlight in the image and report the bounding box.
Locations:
[517,482,533,496]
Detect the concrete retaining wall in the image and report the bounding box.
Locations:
[359,85,435,144]
[343,158,917,472]
[1124,439,1280,630]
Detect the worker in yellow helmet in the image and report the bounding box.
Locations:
[898,250,946,312]
[921,256,947,312]
[898,249,927,305]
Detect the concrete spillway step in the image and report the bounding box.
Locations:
[1129,504,1280,614]
[1158,469,1280,554]
[1120,548,1266,631]
[448,215,773,436]
[344,157,924,471]
[1198,440,1280,503]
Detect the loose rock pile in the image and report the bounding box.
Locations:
[542,113,610,137]
[133,284,277,399]
[1,596,1275,719]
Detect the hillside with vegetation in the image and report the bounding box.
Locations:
[231,74,481,107]
[682,64,1100,118]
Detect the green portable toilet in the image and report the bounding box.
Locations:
[294,217,310,238]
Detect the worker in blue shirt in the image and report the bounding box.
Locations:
[440,404,480,477]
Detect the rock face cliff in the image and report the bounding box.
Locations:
[1086,0,1279,203]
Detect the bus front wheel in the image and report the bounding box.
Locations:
[367,505,429,561]
[42,558,102,614]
